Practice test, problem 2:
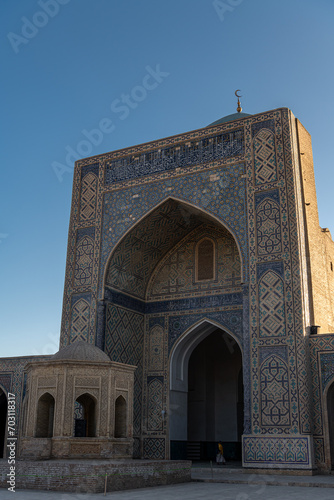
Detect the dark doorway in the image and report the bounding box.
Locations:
[0,389,7,458]
[74,394,96,437]
[328,382,334,469]
[187,330,243,461]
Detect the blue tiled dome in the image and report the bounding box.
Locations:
[208,112,252,126]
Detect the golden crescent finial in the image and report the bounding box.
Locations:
[235,89,242,112]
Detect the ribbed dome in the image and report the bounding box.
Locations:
[51,341,111,362]
[207,112,252,126]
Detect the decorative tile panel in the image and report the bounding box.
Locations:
[260,355,290,426]
[253,128,277,185]
[105,129,244,185]
[147,377,163,431]
[105,304,144,436]
[74,229,95,288]
[259,271,285,338]
[143,437,165,459]
[70,299,90,343]
[243,436,311,468]
[149,326,164,371]
[79,173,97,222]
[255,191,282,255]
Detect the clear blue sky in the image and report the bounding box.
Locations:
[1,0,334,357]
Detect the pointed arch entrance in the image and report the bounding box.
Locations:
[169,321,243,461]
[0,387,7,458]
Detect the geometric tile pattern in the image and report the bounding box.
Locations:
[256,198,282,255]
[259,271,285,337]
[260,355,290,426]
[251,119,275,136]
[70,299,90,343]
[320,352,334,390]
[105,304,144,436]
[259,345,288,365]
[254,129,277,185]
[105,199,202,299]
[243,436,310,466]
[147,378,163,431]
[313,438,325,464]
[149,326,164,371]
[74,236,94,287]
[79,173,97,221]
[143,437,165,459]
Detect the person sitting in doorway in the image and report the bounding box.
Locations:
[216,441,226,465]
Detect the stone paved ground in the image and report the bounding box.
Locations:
[192,466,334,488]
[1,482,334,500]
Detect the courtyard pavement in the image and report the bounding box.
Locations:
[1,464,334,499]
[1,481,334,500]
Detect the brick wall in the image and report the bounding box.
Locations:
[0,459,191,493]
[297,119,334,332]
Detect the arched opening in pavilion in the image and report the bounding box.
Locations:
[74,393,96,437]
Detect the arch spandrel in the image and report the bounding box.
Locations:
[0,385,8,398]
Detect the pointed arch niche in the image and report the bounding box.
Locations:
[35,393,55,438]
[104,197,244,299]
[195,237,216,282]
